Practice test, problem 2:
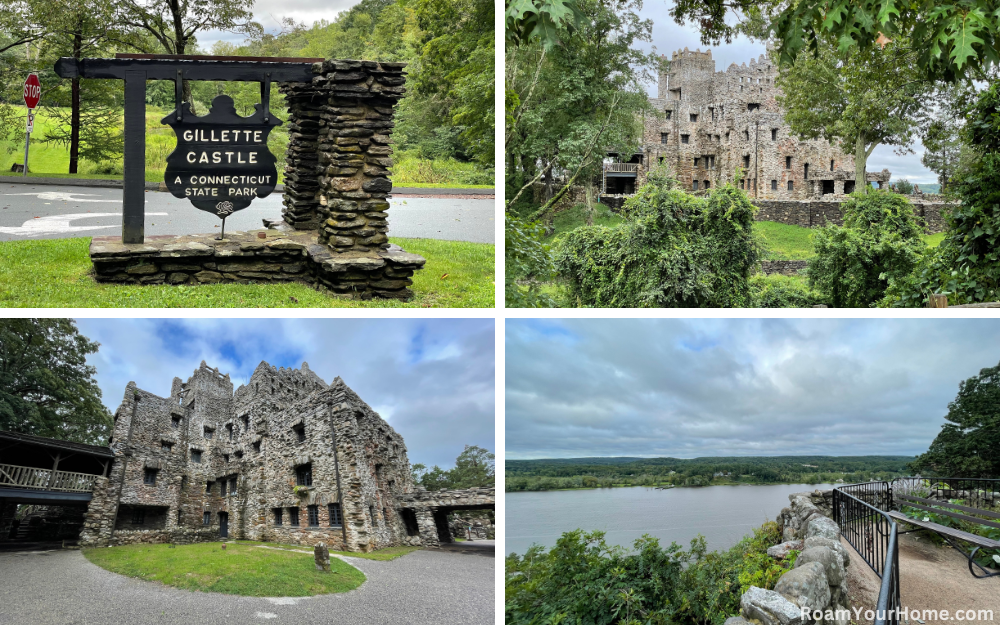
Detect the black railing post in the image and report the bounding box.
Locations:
[123,70,146,244]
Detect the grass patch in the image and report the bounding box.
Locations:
[754,221,818,260]
[543,203,623,241]
[0,237,494,308]
[82,542,365,596]
[241,541,419,561]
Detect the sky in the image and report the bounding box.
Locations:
[198,0,360,50]
[636,0,937,184]
[76,318,495,469]
[506,318,1000,460]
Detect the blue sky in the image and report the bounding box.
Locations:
[506,319,1000,459]
[637,0,937,184]
[76,318,495,469]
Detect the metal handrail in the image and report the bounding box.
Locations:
[604,163,639,173]
[891,477,1000,514]
[834,483,900,625]
[0,463,98,493]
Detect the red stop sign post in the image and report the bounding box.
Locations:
[22,73,40,178]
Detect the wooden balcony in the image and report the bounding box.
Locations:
[0,463,98,493]
[604,163,640,174]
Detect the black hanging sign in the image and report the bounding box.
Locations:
[163,94,282,218]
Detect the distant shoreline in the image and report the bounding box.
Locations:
[506,480,844,493]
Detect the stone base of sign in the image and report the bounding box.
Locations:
[89,228,425,300]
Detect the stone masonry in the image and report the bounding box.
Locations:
[89,60,426,300]
[80,361,417,552]
[604,48,891,203]
[394,487,496,547]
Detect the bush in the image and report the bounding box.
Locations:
[882,82,1000,307]
[807,190,926,308]
[553,173,763,308]
[505,521,786,625]
[893,178,914,194]
[505,213,557,307]
[749,274,822,308]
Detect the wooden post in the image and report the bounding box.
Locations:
[927,293,948,308]
[123,70,146,244]
[46,453,62,489]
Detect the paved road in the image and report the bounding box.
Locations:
[0,547,494,625]
[0,184,495,244]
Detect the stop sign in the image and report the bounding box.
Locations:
[23,73,40,109]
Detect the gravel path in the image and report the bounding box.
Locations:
[845,534,1000,624]
[0,547,494,625]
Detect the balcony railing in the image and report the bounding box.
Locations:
[604,163,639,174]
[0,463,98,493]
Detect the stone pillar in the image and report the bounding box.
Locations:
[80,476,116,547]
[0,498,15,540]
[280,91,323,230]
[414,509,439,547]
[314,542,331,571]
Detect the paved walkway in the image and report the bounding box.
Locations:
[845,534,1000,624]
[0,547,494,625]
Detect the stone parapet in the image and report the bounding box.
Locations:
[89,229,425,300]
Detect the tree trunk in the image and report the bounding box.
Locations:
[69,29,82,174]
[854,131,867,194]
[544,160,553,202]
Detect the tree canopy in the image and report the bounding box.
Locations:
[412,445,495,490]
[911,360,1000,478]
[0,319,111,446]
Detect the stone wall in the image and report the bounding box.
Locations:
[754,199,952,233]
[729,490,851,625]
[80,360,417,552]
[395,487,495,547]
[89,231,425,300]
[531,182,588,213]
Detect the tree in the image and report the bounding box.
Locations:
[776,38,930,194]
[807,191,926,308]
[0,319,112,446]
[911,360,1000,478]
[448,445,495,488]
[919,81,985,195]
[771,0,1000,83]
[114,0,261,103]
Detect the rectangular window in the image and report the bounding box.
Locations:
[253,441,261,453]
[293,424,305,443]
[830,159,834,171]
[665,109,672,120]
[223,454,229,463]
[143,469,157,485]
[771,128,777,140]
[308,505,319,527]
[289,508,299,526]
[681,134,689,144]
[274,508,283,526]
[296,464,313,487]
[660,133,668,144]
[203,427,213,440]
[744,129,750,141]
[748,103,760,112]
[788,180,794,191]
[329,503,343,527]
[171,416,181,428]
[771,180,777,190]
[785,156,792,169]
[692,180,699,191]
[226,424,233,441]
[704,180,710,190]
[743,155,750,168]
[132,508,145,525]
[161,442,173,452]
[689,113,698,122]
[191,449,202,463]
[693,157,700,168]
[369,505,376,525]
[180,476,188,491]
[229,478,237,497]
[203,511,211,526]
[220,480,227,496]
[242,415,250,430]
[804,163,809,179]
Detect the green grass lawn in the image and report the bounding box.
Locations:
[83,542,365,596]
[1,107,493,188]
[243,541,419,561]
[758,221,946,261]
[0,237,495,308]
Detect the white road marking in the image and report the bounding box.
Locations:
[0,213,167,237]
[265,598,303,605]
[4,191,121,202]
[255,612,279,619]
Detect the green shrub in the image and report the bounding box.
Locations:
[882,82,1000,306]
[807,190,926,308]
[505,213,558,307]
[505,521,786,625]
[893,179,914,194]
[749,274,821,308]
[553,175,763,308]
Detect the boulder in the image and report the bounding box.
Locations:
[795,545,845,586]
[773,561,830,612]
[767,540,803,560]
[724,618,752,625]
[804,516,840,541]
[740,586,805,625]
[804,536,850,568]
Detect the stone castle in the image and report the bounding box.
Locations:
[76,361,493,551]
[602,48,891,201]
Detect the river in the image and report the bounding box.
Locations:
[505,483,837,557]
